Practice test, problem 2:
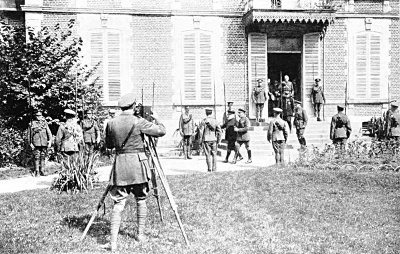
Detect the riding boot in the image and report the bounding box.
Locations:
[39,158,45,176]
[187,145,192,159]
[223,150,231,163]
[136,199,147,242]
[231,152,237,164]
[246,150,252,163]
[34,159,40,177]
[183,145,187,159]
[110,202,124,251]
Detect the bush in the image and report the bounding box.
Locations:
[0,121,26,167]
[51,150,100,194]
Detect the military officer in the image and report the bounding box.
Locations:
[221,110,238,163]
[198,108,221,172]
[386,102,400,140]
[311,78,325,121]
[252,79,267,122]
[267,108,289,166]
[103,94,166,252]
[233,108,252,164]
[179,106,195,159]
[27,111,53,176]
[330,105,352,154]
[55,109,83,159]
[293,101,308,149]
[279,75,295,131]
[81,109,101,157]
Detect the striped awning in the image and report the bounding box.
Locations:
[243,9,336,25]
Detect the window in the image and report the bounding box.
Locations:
[355,32,381,99]
[90,30,121,102]
[182,30,213,103]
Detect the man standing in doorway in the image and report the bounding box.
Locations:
[330,105,352,154]
[179,106,195,159]
[311,78,325,121]
[252,79,267,122]
[233,108,252,164]
[199,108,221,172]
[293,101,308,150]
[267,108,289,166]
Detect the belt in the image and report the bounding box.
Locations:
[115,148,145,154]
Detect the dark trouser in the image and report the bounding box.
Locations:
[284,116,293,132]
[84,142,95,157]
[296,128,307,147]
[314,103,322,119]
[389,136,400,141]
[33,146,47,176]
[255,103,265,121]
[333,138,347,154]
[272,140,285,165]
[182,135,192,159]
[203,141,217,171]
[234,141,251,161]
[225,140,241,161]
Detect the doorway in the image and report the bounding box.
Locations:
[267,53,301,116]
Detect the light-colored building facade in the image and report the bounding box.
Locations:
[1,0,399,143]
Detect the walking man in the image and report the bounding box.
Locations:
[81,109,101,157]
[267,108,289,166]
[27,111,53,176]
[386,102,400,140]
[311,78,325,121]
[179,106,195,159]
[221,110,240,163]
[252,79,267,122]
[222,101,234,125]
[233,108,252,164]
[55,109,83,159]
[293,101,308,149]
[330,105,352,154]
[199,108,221,172]
[103,93,166,252]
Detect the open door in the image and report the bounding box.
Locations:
[248,33,268,120]
[302,33,321,117]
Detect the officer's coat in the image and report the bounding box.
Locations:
[55,119,83,152]
[311,84,325,104]
[294,107,308,129]
[236,116,251,141]
[330,112,352,140]
[199,117,221,142]
[106,111,166,186]
[267,117,289,142]
[179,113,195,136]
[252,86,267,104]
[81,119,100,143]
[27,120,52,147]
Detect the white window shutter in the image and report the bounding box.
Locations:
[183,32,196,101]
[355,34,367,98]
[249,33,267,89]
[90,32,104,90]
[303,33,320,113]
[369,34,381,99]
[199,32,212,100]
[107,32,121,101]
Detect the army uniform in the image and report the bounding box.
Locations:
[252,79,267,122]
[55,109,83,159]
[199,108,221,172]
[293,102,308,149]
[279,79,295,131]
[267,108,289,165]
[27,112,52,176]
[311,78,325,121]
[81,111,100,157]
[330,105,352,153]
[179,106,195,159]
[233,109,252,164]
[386,102,400,140]
[104,94,166,251]
[221,110,238,163]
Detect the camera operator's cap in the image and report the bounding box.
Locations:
[205,108,213,114]
[238,108,246,113]
[273,108,283,113]
[118,93,136,108]
[315,78,321,82]
[64,109,76,116]
[337,104,345,110]
[391,101,399,107]
[227,110,235,114]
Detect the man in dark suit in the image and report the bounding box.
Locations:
[330,105,352,154]
[233,108,252,164]
[221,110,238,163]
[103,93,166,252]
[199,108,222,172]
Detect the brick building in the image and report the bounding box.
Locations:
[1,0,399,144]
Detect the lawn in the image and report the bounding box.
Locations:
[1,167,399,254]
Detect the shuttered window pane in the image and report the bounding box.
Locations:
[183,33,196,101]
[370,35,381,98]
[303,34,320,100]
[90,32,104,93]
[200,33,212,100]
[356,34,367,98]
[107,32,121,101]
[250,33,267,89]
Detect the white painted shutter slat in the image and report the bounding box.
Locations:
[200,33,212,100]
[355,34,367,98]
[369,34,381,98]
[303,33,320,114]
[107,32,121,101]
[90,32,104,90]
[249,33,267,89]
[183,33,196,101]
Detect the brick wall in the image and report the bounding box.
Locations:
[353,104,383,117]
[43,0,71,7]
[389,18,400,103]
[221,0,244,11]
[221,17,247,109]
[180,0,213,10]
[354,0,383,12]
[389,0,399,13]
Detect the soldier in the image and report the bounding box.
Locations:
[233,108,252,164]
[221,110,239,163]
[222,101,234,125]
[179,106,195,159]
[199,108,221,172]
[267,108,289,166]
[386,102,400,140]
[279,75,295,131]
[252,79,267,122]
[103,94,166,252]
[103,109,116,133]
[293,101,308,149]
[55,109,83,159]
[311,78,325,121]
[81,109,101,157]
[27,111,53,176]
[330,105,352,154]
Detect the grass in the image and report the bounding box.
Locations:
[0,167,399,253]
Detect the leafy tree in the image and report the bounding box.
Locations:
[0,19,102,130]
